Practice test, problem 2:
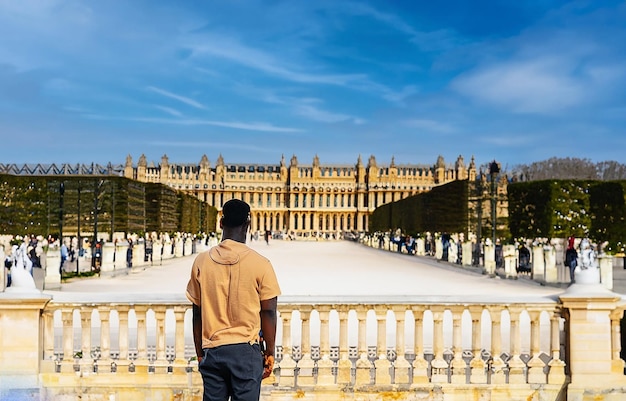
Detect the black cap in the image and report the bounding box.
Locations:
[222,199,250,227]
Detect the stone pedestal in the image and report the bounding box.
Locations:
[503,244,517,278]
[175,240,184,258]
[0,293,51,395]
[162,241,173,259]
[44,248,61,290]
[560,284,626,399]
[462,242,472,266]
[115,243,129,270]
[599,255,613,290]
[99,243,115,276]
[484,244,495,275]
[543,245,558,284]
[184,239,192,256]
[415,238,425,256]
[532,245,544,282]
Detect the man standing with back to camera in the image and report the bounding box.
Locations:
[186,199,281,401]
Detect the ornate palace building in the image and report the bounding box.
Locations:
[123,153,477,235]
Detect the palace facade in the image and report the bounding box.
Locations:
[123,153,477,235]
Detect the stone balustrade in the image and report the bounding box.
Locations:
[34,294,568,400]
[1,289,625,400]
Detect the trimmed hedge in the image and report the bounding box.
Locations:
[508,180,626,252]
[369,180,469,234]
[0,174,217,237]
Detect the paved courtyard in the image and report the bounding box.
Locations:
[38,240,616,300]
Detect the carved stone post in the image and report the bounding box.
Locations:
[468,305,486,384]
[548,307,566,385]
[316,306,335,386]
[488,306,506,384]
[277,308,296,388]
[507,307,526,384]
[354,307,371,387]
[450,306,466,384]
[373,306,391,385]
[336,307,352,386]
[392,306,411,385]
[297,307,315,386]
[526,310,546,384]
[430,307,448,383]
[411,306,428,385]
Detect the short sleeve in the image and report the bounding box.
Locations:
[259,261,281,301]
[186,258,201,306]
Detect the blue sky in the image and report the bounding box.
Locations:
[1,0,625,170]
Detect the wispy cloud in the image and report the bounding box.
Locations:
[188,36,365,86]
[154,105,183,117]
[86,115,303,134]
[146,86,206,109]
[404,119,455,134]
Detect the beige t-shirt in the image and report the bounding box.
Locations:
[186,239,281,349]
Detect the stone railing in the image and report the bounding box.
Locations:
[1,290,625,400]
[361,236,615,289]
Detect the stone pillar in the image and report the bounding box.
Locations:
[183,238,192,256]
[44,248,61,290]
[132,242,145,268]
[99,242,115,276]
[532,244,545,282]
[544,245,558,284]
[503,244,517,278]
[599,255,614,290]
[416,238,425,256]
[174,238,184,258]
[0,294,51,396]
[561,285,626,399]
[462,241,473,266]
[162,241,172,259]
[115,242,129,270]
[484,244,495,276]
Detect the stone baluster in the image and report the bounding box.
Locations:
[392,306,411,384]
[61,309,74,370]
[610,309,625,374]
[526,310,546,384]
[173,307,187,368]
[507,307,526,384]
[297,306,315,386]
[336,306,352,386]
[98,306,111,368]
[548,308,566,384]
[411,306,428,384]
[42,310,55,363]
[277,308,296,387]
[316,306,335,386]
[373,305,391,385]
[450,306,466,384]
[430,307,448,383]
[135,306,149,371]
[117,306,130,366]
[79,308,92,369]
[354,307,371,386]
[469,305,486,384]
[488,306,506,384]
[154,307,167,371]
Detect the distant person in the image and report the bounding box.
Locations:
[187,199,281,401]
[265,230,271,245]
[564,236,578,284]
[517,243,531,274]
[60,242,69,274]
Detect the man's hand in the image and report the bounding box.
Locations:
[262,354,274,379]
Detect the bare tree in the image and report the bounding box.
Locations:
[512,157,626,181]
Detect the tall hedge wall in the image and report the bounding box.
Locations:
[369,180,469,234]
[508,180,626,252]
[0,174,217,237]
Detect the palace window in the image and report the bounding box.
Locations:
[294,194,299,208]
[267,194,271,207]
[326,194,330,207]
[302,194,307,208]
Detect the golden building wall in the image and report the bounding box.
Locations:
[126,153,477,235]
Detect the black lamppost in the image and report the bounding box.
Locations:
[489,160,501,267]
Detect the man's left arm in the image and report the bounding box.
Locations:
[192,304,203,362]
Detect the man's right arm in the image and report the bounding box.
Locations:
[260,297,278,378]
